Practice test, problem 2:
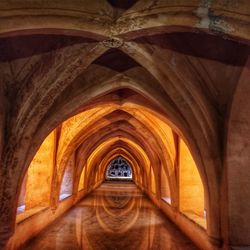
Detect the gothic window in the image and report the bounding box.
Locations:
[106,157,132,179]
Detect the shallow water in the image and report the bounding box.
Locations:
[22,182,198,250]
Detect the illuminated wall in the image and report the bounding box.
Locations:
[179,139,204,218]
[150,166,156,194]
[25,131,55,209]
[78,166,86,191]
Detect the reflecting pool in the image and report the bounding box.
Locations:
[22,182,198,250]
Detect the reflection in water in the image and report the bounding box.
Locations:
[22,182,198,250]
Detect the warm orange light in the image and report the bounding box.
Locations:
[78,165,86,191]
[25,131,55,209]
[179,139,205,226]
[17,98,206,231]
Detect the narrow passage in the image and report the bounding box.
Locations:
[22,182,198,250]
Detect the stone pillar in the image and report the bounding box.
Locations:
[0,74,13,249]
[225,56,250,248]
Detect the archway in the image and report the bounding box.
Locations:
[2,4,248,245]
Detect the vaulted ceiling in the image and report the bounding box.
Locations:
[0,0,250,249]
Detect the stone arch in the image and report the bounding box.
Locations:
[1,1,250,41]
[1,25,242,247]
[82,136,151,192]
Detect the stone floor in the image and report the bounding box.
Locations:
[21,182,198,250]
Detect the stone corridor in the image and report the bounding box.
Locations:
[21,182,197,250]
[1,1,250,249]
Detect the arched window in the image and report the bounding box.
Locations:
[106,157,132,180]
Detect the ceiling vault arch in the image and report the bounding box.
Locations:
[0,1,250,249]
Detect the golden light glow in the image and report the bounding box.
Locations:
[25,131,55,209]
[17,99,206,229]
[179,139,205,222]
[78,165,86,191]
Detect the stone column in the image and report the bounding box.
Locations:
[225,56,250,249]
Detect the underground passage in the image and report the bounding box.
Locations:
[0,1,250,250]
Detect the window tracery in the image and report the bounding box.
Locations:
[106,157,132,179]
